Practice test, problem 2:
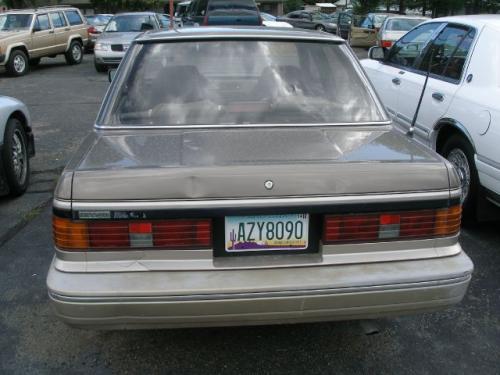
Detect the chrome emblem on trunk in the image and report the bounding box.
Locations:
[264,180,274,190]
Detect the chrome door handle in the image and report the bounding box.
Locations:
[432,92,444,102]
[49,30,54,33]
[392,77,401,85]
[64,27,70,31]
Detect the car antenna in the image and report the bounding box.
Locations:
[407,45,435,138]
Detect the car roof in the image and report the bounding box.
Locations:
[426,14,500,29]
[2,7,79,14]
[135,26,345,43]
[385,15,430,20]
[114,12,158,16]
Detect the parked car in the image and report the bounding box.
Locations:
[93,12,160,72]
[0,96,34,196]
[377,15,429,48]
[86,14,113,51]
[183,0,262,26]
[277,11,337,33]
[0,6,88,76]
[350,12,391,47]
[156,14,183,29]
[332,11,352,39]
[361,15,500,220]
[175,0,191,21]
[47,27,472,329]
[260,12,292,28]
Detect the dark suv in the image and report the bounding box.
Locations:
[183,0,262,26]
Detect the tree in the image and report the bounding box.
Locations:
[284,0,303,13]
[352,0,381,14]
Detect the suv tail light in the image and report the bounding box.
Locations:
[380,40,393,48]
[53,217,212,251]
[202,15,208,26]
[323,206,461,244]
[88,26,98,34]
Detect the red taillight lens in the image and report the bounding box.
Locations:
[88,26,97,34]
[154,219,212,248]
[202,15,208,26]
[53,217,212,251]
[323,206,461,244]
[380,40,393,48]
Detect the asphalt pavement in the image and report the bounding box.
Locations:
[0,53,499,374]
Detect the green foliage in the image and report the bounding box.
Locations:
[284,0,303,14]
[352,0,382,14]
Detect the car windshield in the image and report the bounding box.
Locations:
[386,18,427,31]
[106,40,383,126]
[88,15,112,26]
[0,14,33,31]
[105,15,155,32]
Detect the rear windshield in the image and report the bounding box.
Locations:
[105,15,156,32]
[88,15,112,26]
[386,18,427,31]
[207,0,258,15]
[106,41,384,126]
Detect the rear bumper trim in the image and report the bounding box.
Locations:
[47,252,473,329]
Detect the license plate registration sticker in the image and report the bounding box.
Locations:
[225,214,309,252]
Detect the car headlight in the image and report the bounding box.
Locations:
[328,23,337,28]
[94,42,111,51]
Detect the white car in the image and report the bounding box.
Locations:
[377,15,429,48]
[361,15,500,219]
[0,96,34,196]
[260,12,293,28]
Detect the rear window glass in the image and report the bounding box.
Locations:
[208,0,258,15]
[65,10,83,25]
[386,18,427,31]
[106,41,384,126]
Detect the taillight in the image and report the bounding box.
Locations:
[323,205,461,244]
[380,40,393,48]
[202,15,208,26]
[53,217,212,251]
[88,26,98,34]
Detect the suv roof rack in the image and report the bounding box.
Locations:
[7,5,73,12]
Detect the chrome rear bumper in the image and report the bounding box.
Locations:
[47,251,473,329]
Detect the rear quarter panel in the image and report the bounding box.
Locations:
[442,24,500,193]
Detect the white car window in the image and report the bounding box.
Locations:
[387,22,441,70]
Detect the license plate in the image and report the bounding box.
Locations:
[225,214,309,252]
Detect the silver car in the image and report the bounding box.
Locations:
[93,12,160,72]
[0,96,34,196]
[48,27,473,330]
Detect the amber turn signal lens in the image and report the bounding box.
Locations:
[53,216,89,249]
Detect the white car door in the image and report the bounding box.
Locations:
[396,24,476,146]
[362,23,442,125]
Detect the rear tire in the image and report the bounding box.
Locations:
[65,40,83,65]
[94,61,108,73]
[441,134,478,220]
[2,118,30,196]
[6,50,29,77]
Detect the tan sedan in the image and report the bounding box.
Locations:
[47,27,472,329]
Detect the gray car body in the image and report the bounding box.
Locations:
[48,27,472,329]
[277,11,337,33]
[93,12,160,66]
[0,96,33,195]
